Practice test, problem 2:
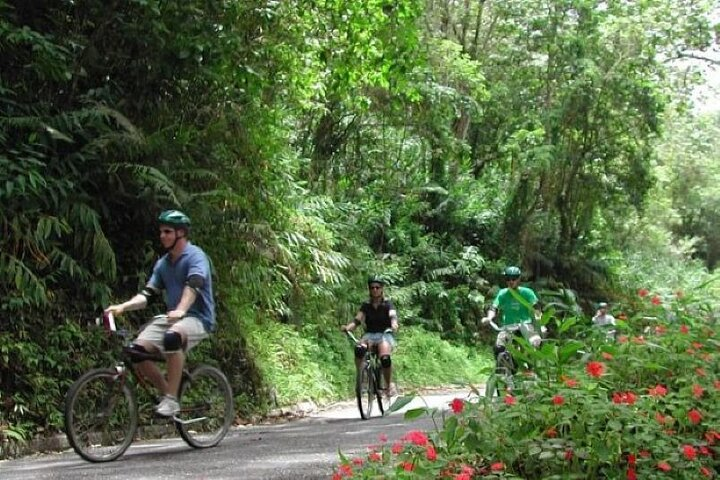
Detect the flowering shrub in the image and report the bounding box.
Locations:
[332,292,719,479]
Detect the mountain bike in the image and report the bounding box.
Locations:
[481,319,540,398]
[64,313,234,462]
[345,329,394,420]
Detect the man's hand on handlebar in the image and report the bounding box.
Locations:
[480,317,490,325]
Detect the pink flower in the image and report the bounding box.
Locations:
[564,449,573,461]
[378,433,388,443]
[688,409,703,425]
[391,443,403,454]
[586,361,605,378]
[655,412,667,424]
[454,474,472,480]
[402,430,428,446]
[449,398,465,414]
[352,457,364,465]
[401,461,414,471]
[425,445,437,461]
[552,395,565,406]
[651,295,661,305]
[693,384,705,398]
[680,324,689,334]
[490,462,505,471]
[638,288,649,297]
[504,394,516,405]
[368,451,381,462]
[657,461,672,472]
[700,466,713,478]
[648,384,668,397]
[601,352,613,360]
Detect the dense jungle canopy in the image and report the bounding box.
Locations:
[1,0,719,442]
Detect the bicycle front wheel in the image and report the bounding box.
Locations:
[356,365,374,420]
[64,368,138,462]
[176,365,234,448]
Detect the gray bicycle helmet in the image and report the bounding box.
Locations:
[158,210,191,229]
[503,266,522,279]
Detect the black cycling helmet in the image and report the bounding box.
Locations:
[158,210,191,229]
[367,275,385,287]
[503,266,522,280]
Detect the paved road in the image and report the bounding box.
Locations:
[1,390,477,480]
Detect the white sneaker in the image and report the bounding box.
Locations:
[156,395,179,417]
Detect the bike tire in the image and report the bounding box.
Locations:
[176,364,234,448]
[356,364,374,420]
[64,368,138,462]
[495,352,516,395]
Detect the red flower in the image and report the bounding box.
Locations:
[683,445,697,461]
[586,361,606,377]
[655,325,667,335]
[391,443,403,454]
[378,433,388,443]
[425,445,437,461]
[627,467,637,480]
[402,430,429,446]
[552,395,565,406]
[639,450,651,458]
[454,474,472,480]
[545,427,558,438]
[401,461,414,471]
[651,295,661,305]
[657,461,672,472]
[692,341,704,349]
[504,394,516,405]
[696,368,707,377]
[564,378,579,388]
[638,288,649,297]
[332,473,342,480]
[688,409,703,425]
[564,449,573,461]
[655,412,667,424]
[368,451,381,462]
[449,398,465,414]
[705,430,720,445]
[648,384,668,397]
[631,335,646,344]
[700,446,711,456]
[618,335,629,343]
[693,384,705,398]
[700,466,712,478]
[602,352,614,360]
[627,453,636,465]
[352,457,365,465]
[490,462,505,471]
[338,464,353,477]
[612,391,637,405]
[680,324,689,334]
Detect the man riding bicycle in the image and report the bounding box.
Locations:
[481,266,542,360]
[341,275,399,397]
[105,210,215,417]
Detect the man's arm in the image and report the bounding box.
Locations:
[106,285,160,315]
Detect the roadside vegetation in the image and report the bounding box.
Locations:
[1,0,719,464]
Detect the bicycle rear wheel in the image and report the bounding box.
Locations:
[495,352,516,395]
[64,368,137,462]
[176,365,234,448]
[356,364,374,420]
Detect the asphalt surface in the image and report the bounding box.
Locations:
[0,389,477,480]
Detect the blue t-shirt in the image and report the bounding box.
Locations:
[148,243,215,332]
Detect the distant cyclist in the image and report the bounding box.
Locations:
[592,301,616,341]
[481,266,542,360]
[341,276,399,396]
[105,210,215,417]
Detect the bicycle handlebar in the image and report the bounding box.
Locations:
[344,328,395,344]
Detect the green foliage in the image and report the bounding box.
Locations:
[334,291,720,479]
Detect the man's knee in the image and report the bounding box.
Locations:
[493,345,506,358]
[163,330,183,352]
[380,355,391,369]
